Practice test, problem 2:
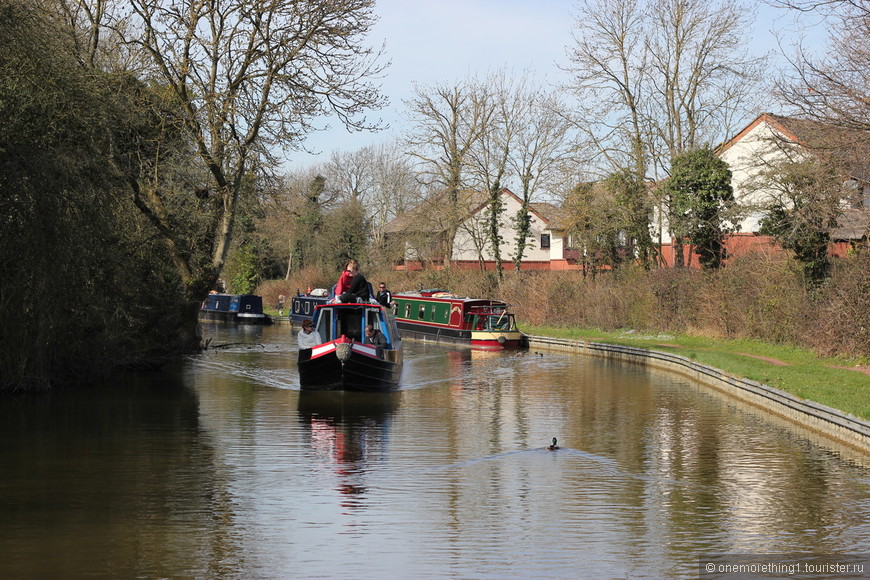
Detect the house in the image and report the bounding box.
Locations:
[657,112,870,265]
[387,114,869,272]
[383,188,579,270]
[720,113,869,228]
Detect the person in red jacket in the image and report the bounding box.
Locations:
[334,261,355,300]
[337,259,370,303]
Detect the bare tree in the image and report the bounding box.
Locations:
[404,79,490,267]
[772,0,870,133]
[465,73,508,276]
[565,0,649,177]
[69,0,386,345]
[326,152,368,204]
[565,0,766,267]
[567,0,764,177]
[644,0,765,169]
[507,80,572,271]
[365,143,421,260]
[326,143,419,260]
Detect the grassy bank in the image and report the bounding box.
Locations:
[522,323,870,420]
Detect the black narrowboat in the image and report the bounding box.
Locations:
[199,293,272,324]
[298,302,403,391]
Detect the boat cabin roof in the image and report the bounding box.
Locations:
[393,292,508,308]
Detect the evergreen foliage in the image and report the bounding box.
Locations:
[486,184,506,279]
[512,205,533,272]
[663,148,737,269]
[0,1,186,391]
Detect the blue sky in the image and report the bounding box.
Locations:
[287,0,824,170]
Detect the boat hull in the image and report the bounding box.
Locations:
[199,293,272,325]
[298,340,402,392]
[395,320,525,350]
[392,292,526,351]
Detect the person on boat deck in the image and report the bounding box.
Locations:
[364,324,388,348]
[375,282,393,308]
[338,259,370,303]
[297,319,320,349]
[335,263,354,300]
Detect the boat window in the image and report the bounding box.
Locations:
[418,305,425,320]
[404,303,410,318]
[484,314,513,331]
[316,310,332,342]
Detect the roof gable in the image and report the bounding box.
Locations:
[718,112,870,181]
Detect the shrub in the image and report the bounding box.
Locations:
[258,255,870,359]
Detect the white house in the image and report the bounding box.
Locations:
[451,188,564,267]
[384,188,575,270]
[654,113,870,265]
[717,112,870,239]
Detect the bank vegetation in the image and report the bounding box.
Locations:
[262,252,870,362]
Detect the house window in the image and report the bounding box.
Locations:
[540,234,551,249]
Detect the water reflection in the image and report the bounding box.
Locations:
[298,391,400,509]
[0,366,244,579]
[1,324,869,579]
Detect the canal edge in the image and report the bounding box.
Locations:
[526,334,870,459]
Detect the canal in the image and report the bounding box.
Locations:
[1,323,869,578]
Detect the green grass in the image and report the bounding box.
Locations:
[521,323,870,420]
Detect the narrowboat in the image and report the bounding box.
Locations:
[392,290,526,350]
[289,289,329,323]
[298,302,403,391]
[199,293,272,324]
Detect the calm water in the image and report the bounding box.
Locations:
[1,323,869,579]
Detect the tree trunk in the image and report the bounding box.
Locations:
[673,235,685,268]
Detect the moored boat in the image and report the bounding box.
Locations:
[199,293,272,324]
[289,289,329,323]
[392,290,526,350]
[298,302,403,391]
